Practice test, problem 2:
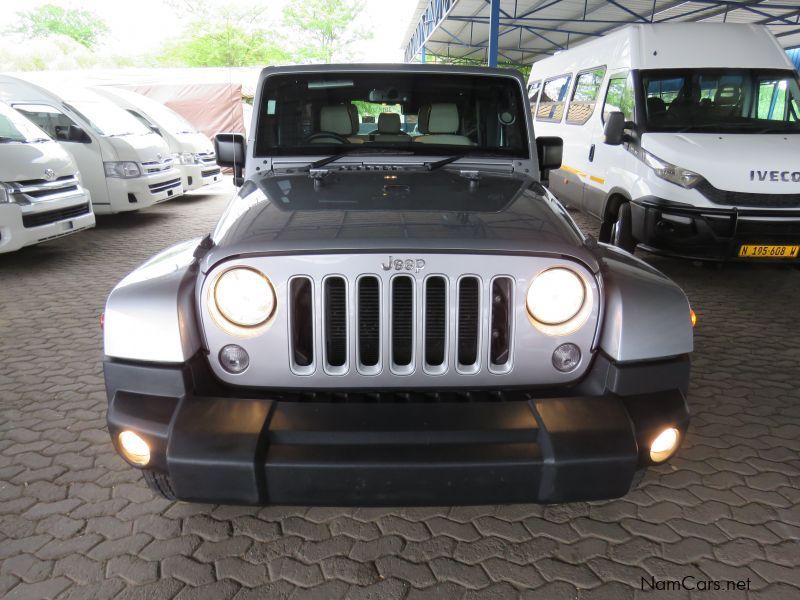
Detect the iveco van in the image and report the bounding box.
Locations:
[91,87,222,191]
[1,101,94,254]
[529,24,800,261]
[0,76,183,215]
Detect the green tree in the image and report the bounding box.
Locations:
[283,0,370,63]
[159,23,289,67]
[12,4,109,49]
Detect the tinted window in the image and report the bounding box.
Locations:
[536,74,571,122]
[641,69,800,133]
[567,67,606,124]
[255,72,529,158]
[603,74,635,123]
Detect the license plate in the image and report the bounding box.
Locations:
[738,244,799,259]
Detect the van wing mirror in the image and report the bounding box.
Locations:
[604,111,626,145]
[536,136,563,183]
[215,133,246,186]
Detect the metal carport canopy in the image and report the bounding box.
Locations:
[403,0,800,66]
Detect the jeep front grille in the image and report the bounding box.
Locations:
[287,272,514,376]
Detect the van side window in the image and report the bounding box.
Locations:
[566,67,606,124]
[602,74,635,123]
[12,104,80,141]
[756,79,799,122]
[527,80,541,105]
[537,74,571,122]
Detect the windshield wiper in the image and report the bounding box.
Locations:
[424,155,464,171]
[0,136,25,143]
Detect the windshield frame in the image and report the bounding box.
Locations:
[253,68,532,160]
[639,67,800,135]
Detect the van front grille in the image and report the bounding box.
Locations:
[22,203,91,228]
[696,181,800,208]
[148,177,182,194]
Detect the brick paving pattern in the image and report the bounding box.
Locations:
[1,180,799,599]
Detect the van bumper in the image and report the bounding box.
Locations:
[0,194,95,253]
[179,164,223,191]
[106,168,184,213]
[631,197,800,261]
[104,354,690,506]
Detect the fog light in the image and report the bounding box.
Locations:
[220,344,249,373]
[118,431,150,466]
[552,343,581,372]
[650,427,679,463]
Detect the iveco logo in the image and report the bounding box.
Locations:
[381,256,426,273]
[750,170,800,182]
[43,168,56,181]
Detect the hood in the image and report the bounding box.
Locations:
[642,132,800,193]
[202,168,596,272]
[104,132,171,163]
[171,132,214,154]
[0,140,76,182]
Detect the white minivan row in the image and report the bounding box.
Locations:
[0,75,222,254]
[529,23,800,262]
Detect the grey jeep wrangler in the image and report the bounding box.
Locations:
[103,64,693,506]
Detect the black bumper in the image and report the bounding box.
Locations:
[104,354,690,506]
[631,198,800,261]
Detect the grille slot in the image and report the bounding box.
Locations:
[457,277,481,368]
[358,277,380,368]
[289,278,314,369]
[22,203,91,228]
[324,278,347,369]
[424,277,447,368]
[490,278,513,368]
[391,276,414,369]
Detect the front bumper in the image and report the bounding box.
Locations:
[631,197,800,261]
[106,168,184,213]
[180,164,223,191]
[0,193,95,253]
[105,353,690,505]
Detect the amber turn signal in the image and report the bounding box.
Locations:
[690,308,697,328]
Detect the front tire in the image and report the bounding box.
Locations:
[611,202,637,254]
[143,470,177,500]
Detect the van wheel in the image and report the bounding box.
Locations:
[611,203,637,254]
[143,470,177,500]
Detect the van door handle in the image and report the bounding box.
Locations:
[588,144,595,162]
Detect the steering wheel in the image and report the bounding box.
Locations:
[304,132,350,144]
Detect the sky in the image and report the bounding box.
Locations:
[2,0,420,62]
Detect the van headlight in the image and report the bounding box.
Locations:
[526,268,592,335]
[0,183,10,203]
[104,161,141,179]
[641,150,703,188]
[212,267,276,328]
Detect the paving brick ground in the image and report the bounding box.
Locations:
[1,180,798,599]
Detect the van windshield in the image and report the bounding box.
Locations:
[255,71,529,158]
[642,69,800,134]
[67,100,152,137]
[0,102,51,143]
[132,98,197,135]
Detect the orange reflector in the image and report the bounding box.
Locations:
[100,313,105,330]
[690,309,697,328]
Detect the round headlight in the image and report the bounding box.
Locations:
[213,267,276,327]
[527,268,585,325]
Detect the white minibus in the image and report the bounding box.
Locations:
[91,87,222,191]
[0,101,94,253]
[529,23,800,261]
[0,76,184,215]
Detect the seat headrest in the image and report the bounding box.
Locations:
[377,112,402,134]
[417,103,459,135]
[320,104,357,136]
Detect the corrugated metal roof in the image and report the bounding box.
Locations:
[404,0,800,65]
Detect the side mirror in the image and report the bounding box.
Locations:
[215,132,246,186]
[604,111,626,145]
[56,125,91,143]
[536,136,563,183]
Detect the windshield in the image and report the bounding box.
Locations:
[0,102,51,143]
[642,68,800,133]
[255,72,529,158]
[67,100,152,137]
[129,96,197,135]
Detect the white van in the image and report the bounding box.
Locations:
[529,23,800,261]
[0,76,184,215]
[91,87,222,191]
[0,101,94,253]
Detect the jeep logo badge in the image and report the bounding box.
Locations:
[381,256,426,273]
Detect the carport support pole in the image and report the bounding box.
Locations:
[488,0,500,67]
[421,45,426,63]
